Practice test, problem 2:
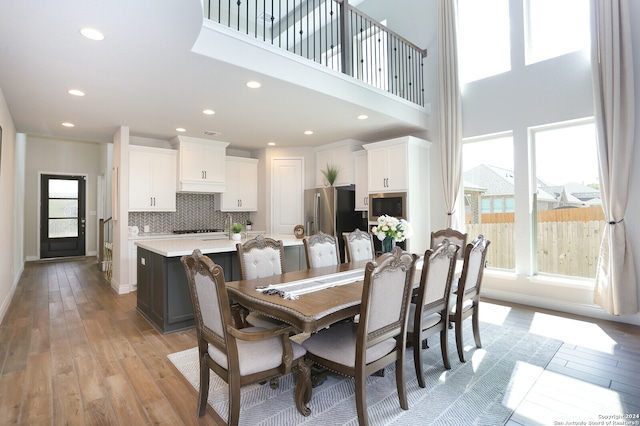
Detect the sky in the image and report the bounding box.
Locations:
[463,122,600,187]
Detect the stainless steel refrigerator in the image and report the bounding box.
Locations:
[304,185,367,262]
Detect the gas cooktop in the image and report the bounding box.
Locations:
[172,228,225,234]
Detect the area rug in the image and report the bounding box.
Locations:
[168,320,562,425]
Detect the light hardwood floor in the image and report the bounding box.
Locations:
[0,257,639,425]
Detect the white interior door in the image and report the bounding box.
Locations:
[272,157,303,234]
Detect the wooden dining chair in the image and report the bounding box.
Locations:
[431,228,467,260]
[181,249,310,425]
[302,247,417,426]
[236,235,288,329]
[407,239,459,388]
[343,228,375,263]
[303,231,340,268]
[449,235,491,362]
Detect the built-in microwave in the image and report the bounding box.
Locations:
[369,192,407,221]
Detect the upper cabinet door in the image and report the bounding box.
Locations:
[315,139,362,187]
[171,136,229,192]
[180,144,225,183]
[129,146,177,212]
[220,157,258,211]
[366,142,408,192]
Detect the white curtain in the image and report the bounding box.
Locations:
[438,0,462,229]
[591,0,638,315]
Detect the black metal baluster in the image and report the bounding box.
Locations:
[293,0,297,54]
[330,0,334,70]
[351,9,356,77]
[312,0,316,63]
[323,0,327,66]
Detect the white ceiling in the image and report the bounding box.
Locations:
[0,0,428,151]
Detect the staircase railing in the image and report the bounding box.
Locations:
[204,0,427,106]
[99,217,113,280]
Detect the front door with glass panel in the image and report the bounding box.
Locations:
[40,174,86,258]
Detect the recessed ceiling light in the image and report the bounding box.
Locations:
[176,127,186,132]
[62,122,75,128]
[80,28,104,41]
[202,109,215,115]
[304,130,314,135]
[267,142,276,146]
[246,81,261,88]
[68,89,85,97]
[357,114,368,120]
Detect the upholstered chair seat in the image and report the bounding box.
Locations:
[301,322,397,368]
[206,326,306,375]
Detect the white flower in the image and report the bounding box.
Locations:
[374,215,411,242]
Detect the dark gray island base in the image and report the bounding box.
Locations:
[136,245,306,333]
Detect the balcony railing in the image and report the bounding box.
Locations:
[204,0,427,106]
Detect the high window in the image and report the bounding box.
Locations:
[457,0,511,84]
[524,0,590,64]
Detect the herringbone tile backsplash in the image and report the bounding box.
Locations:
[128,193,250,233]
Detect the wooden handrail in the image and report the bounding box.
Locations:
[336,0,428,58]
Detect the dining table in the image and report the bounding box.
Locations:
[225,257,463,416]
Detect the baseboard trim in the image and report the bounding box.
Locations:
[482,288,640,326]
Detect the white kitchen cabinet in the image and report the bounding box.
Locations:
[366,142,408,192]
[171,136,229,192]
[363,136,432,254]
[353,150,368,211]
[129,146,177,212]
[219,156,258,211]
[315,139,362,187]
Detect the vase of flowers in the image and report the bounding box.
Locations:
[371,215,412,253]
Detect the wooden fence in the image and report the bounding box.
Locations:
[466,206,605,278]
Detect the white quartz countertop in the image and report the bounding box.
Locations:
[135,234,303,257]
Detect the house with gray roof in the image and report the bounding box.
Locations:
[463,164,600,222]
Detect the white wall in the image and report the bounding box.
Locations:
[0,86,23,324]
[23,136,103,261]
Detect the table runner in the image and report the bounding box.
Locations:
[255,268,365,299]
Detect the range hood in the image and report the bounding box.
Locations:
[171,136,229,193]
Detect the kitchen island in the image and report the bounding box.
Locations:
[134,234,305,333]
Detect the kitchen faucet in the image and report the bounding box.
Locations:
[227,213,233,240]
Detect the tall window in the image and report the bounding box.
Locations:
[463,134,515,270]
[532,119,602,278]
[525,0,590,64]
[457,0,511,84]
